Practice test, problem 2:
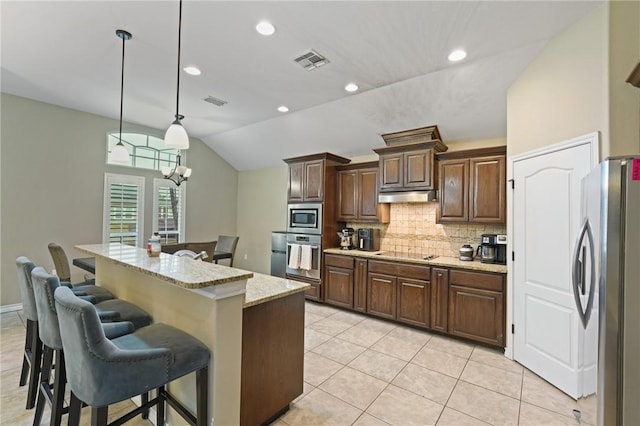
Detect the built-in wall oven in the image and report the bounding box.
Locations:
[286,233,322,280]
[287,203,322,235]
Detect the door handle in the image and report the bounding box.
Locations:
[571,218,596,328]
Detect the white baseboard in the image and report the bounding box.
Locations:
[0,303,22,314]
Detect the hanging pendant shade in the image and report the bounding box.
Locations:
[164,115,189,149]
[108,29,132,165]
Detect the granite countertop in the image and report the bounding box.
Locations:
[324,247,508,274]
[244,273,310,308]
[76,243,254,289]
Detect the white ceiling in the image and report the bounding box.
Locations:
[1,1,599,170]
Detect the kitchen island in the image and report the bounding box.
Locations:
[76,244,308,426]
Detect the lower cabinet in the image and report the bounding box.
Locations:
[448,270,505,346]
[367,273,397,320]
[397,278,430,327]
[322,253,505,347]
[324,254,355,309]
[354,259,368,312]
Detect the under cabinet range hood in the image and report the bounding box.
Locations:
[378,191,437,203]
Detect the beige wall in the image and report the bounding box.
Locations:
[0,93,238,306]
[507,4,609,158]
[609,0,640,156]
[234,166,288,274]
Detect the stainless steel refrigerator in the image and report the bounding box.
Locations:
[572,156,640,425]
[270,231,287,278]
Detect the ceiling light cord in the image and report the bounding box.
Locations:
[118,31,126,144]
[174,0,183,121]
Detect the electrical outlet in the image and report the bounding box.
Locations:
[244,254,248,260]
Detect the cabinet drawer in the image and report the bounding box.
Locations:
[449,270,503,292]
[325,254,354,269]
[368,260,430,280]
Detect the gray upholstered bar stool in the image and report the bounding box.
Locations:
[15,257,43,410]
[48,242,114,303]
[30,267,153,426]
[55,286,211,426]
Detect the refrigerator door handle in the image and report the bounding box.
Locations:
[572,218,596,328]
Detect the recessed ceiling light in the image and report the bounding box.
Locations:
[256,21,276,36]
[184,66,201,76]
[277,105,289,113]
[344,83,359,92]
[448,49,467,62]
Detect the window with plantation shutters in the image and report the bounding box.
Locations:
[152,179,185,245]
[103,174,145,247]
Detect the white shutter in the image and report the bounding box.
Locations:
[103,174,145,247]
[152,179,186,244]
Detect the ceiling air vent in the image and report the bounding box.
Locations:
[204,96,228,107]
[294,50,329,71]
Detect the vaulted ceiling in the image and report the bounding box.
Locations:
[1,1,600,170]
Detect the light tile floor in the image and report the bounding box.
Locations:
[1,303,596,426]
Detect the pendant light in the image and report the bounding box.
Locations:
[109,29,133,165]
[164,0,189,149]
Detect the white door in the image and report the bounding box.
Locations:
[512,134,597,398]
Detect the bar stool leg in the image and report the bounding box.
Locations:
[33,346,54,426]
[68,392,82,426]
[141,392,149,419]
[156,386,165,426]
[196,367,208,426]
[91,406,108,426]
[50,350,67,426]
[25,320,43,409]
[19,319,34,387]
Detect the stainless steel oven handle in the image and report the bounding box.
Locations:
[287,243,319,249]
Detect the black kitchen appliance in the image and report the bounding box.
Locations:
[479,234,507,264]
[358,228,380,251]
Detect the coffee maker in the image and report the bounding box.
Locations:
[358,228,380,251]
[478,234,507,264]
[337,228,355,250]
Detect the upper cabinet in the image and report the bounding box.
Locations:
[374,126,448,193]
[437,147,506,224]
[336,162,390,223]
[284,153,350,203]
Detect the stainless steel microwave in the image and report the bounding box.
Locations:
[287,203,322,235]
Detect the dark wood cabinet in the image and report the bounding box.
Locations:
[375,126,448,193]
[469,155,506,223]
[284,154,350,203]
[367,273,397,320]
[320,252,506,347]
[354,259,368,312]
[438,159,469,222]
[430,267,449,332]
[378,148,437,192]
[448,269,505,347]
[336,162,389,223]
[397,278,430,327]
[324,254,355,309]
[437,147,506,224]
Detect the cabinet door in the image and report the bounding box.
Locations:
[354,259,368,312]
[397,278,430,328]
[437,159,469,223]
[379,153,403,191]
[469,155,506,223]
[404,149,434,189]
[367,273,396,320]
[288,162,304,202]
[358,168,379,221]
[448,285,504,346]
[325,266,354,309]
[304,160,325,201]
[337,170,358,221]
[430,268,449,332]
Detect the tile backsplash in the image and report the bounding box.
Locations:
[347,203,506,258]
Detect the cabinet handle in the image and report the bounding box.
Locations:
[403,283,423,289]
